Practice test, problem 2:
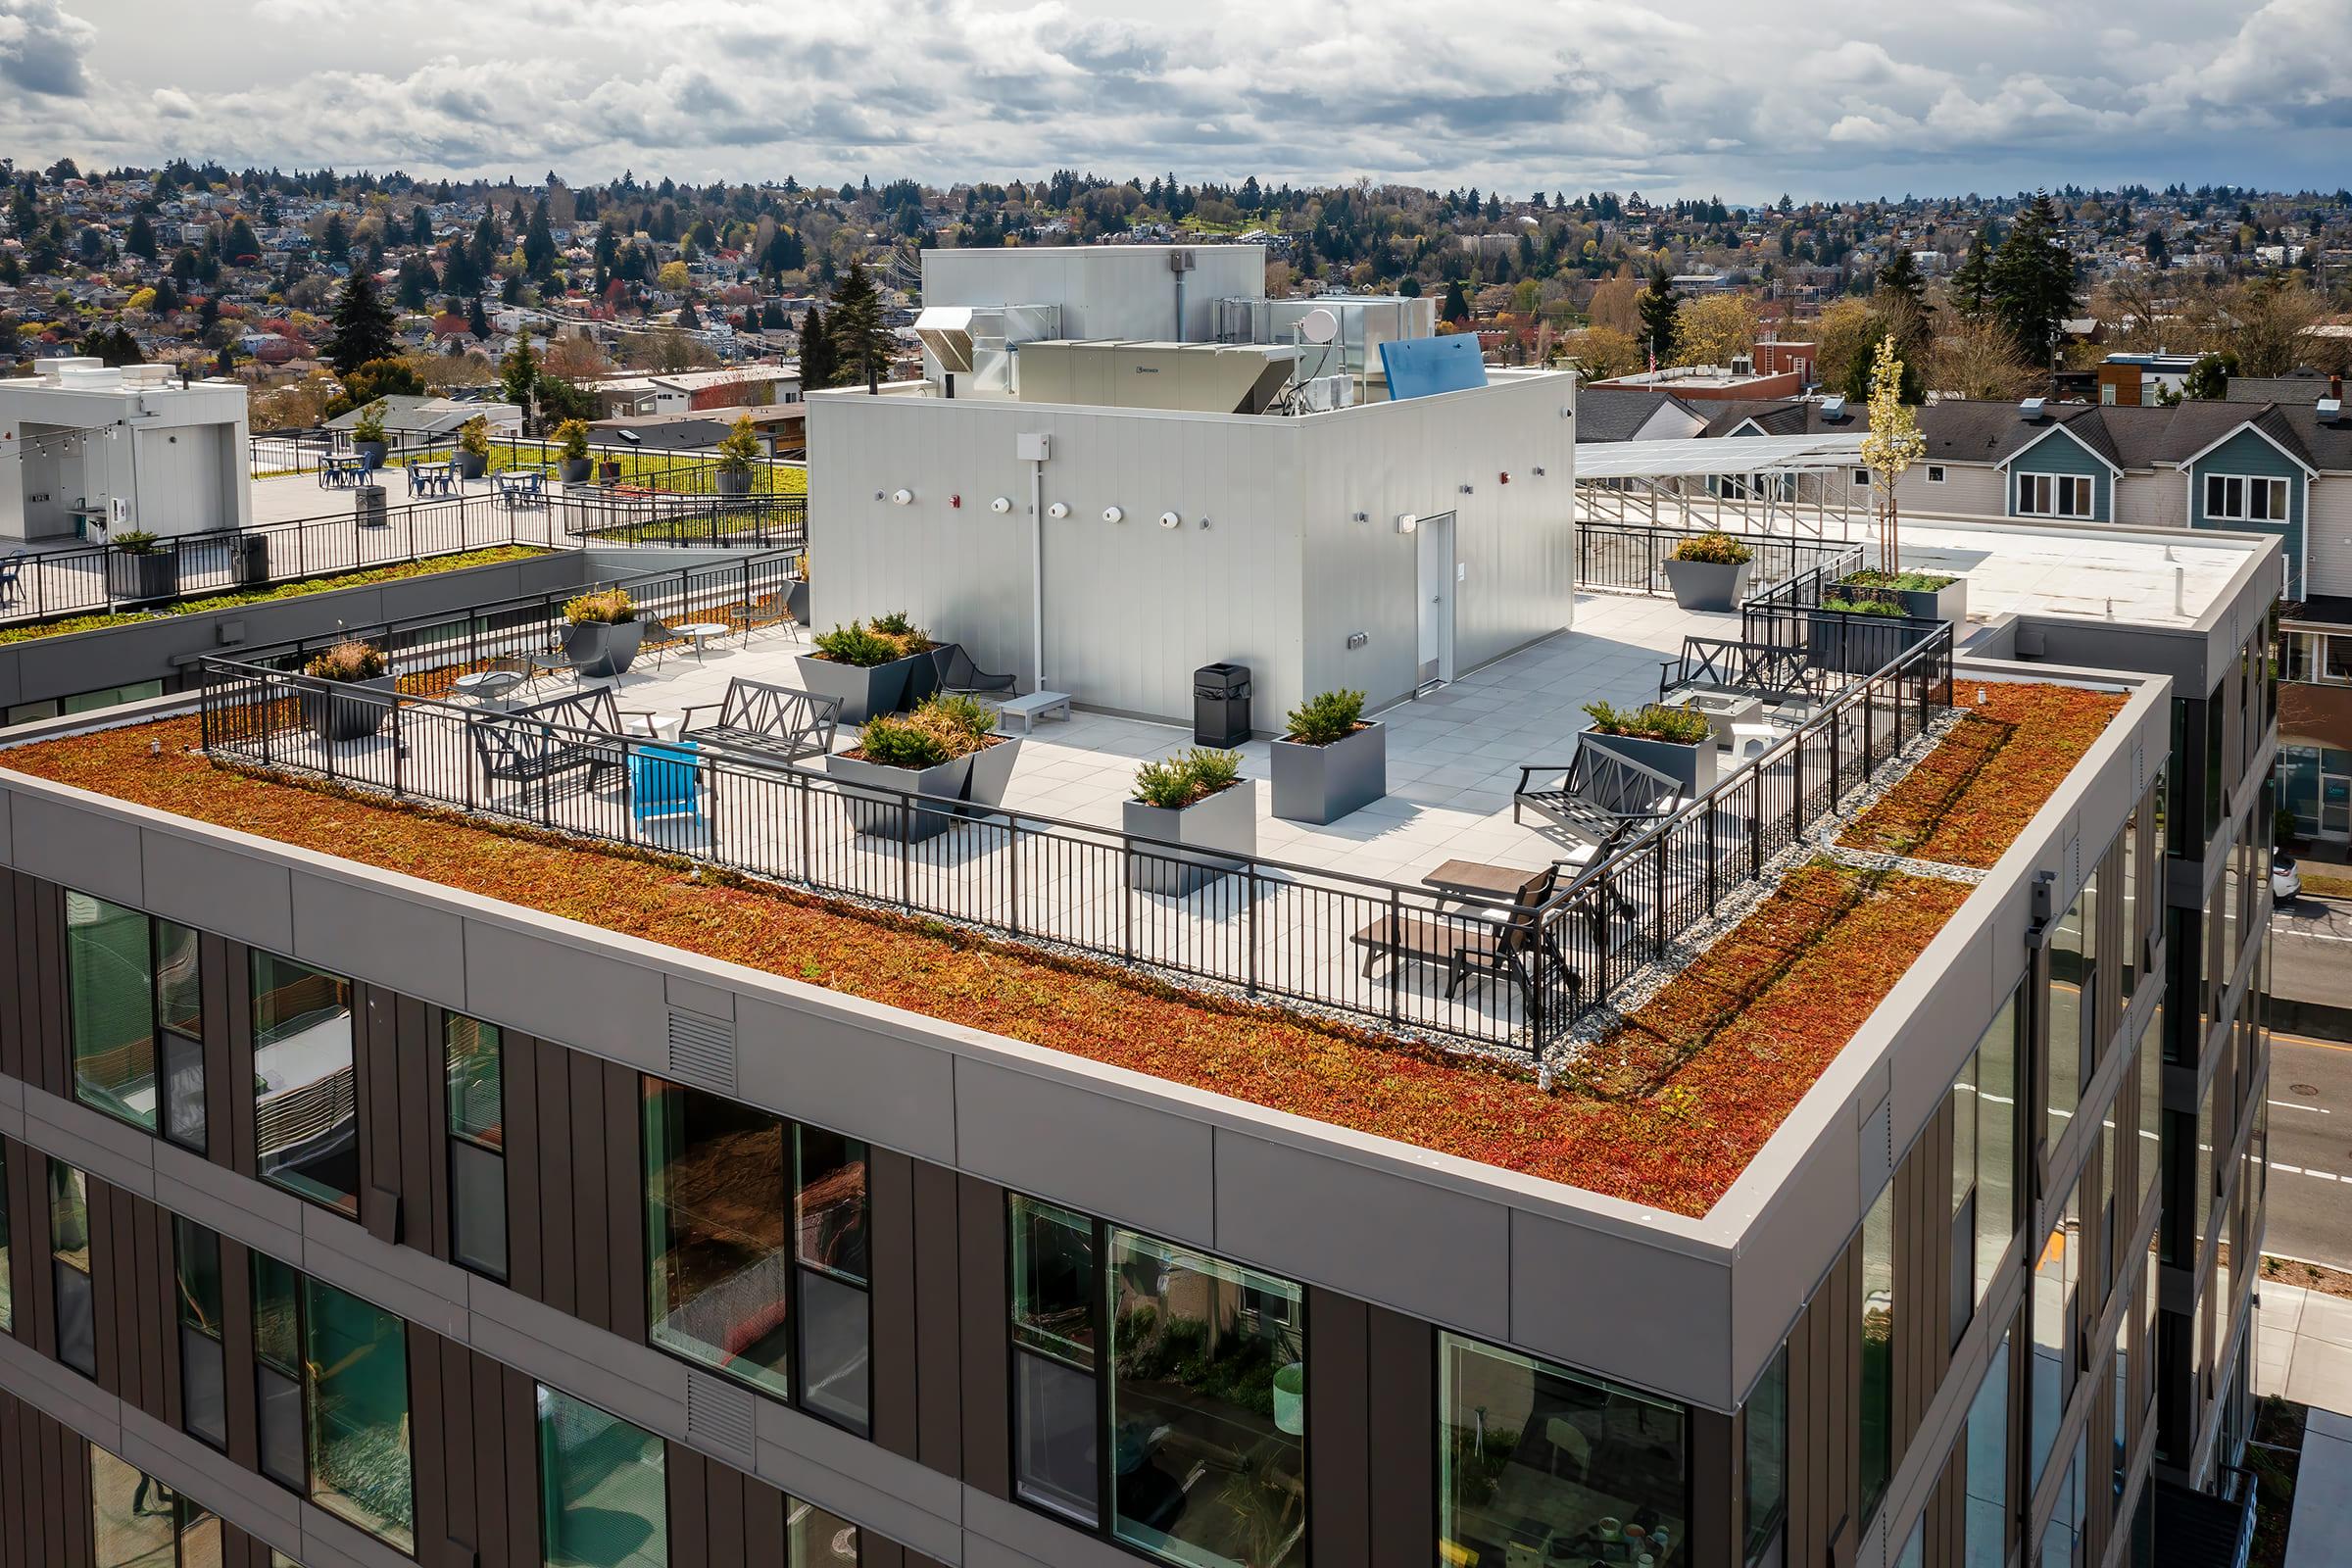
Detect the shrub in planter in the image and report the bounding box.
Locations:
[561,588,642,676]
[866,610,941,705]
[1272,688,1386,824]
[300,639,395,743]
[105,530,180,601]
[913,693,1023,812]
[455,415,490,478]
[826,712,971,841]
[1125,748,1255,895]
[801,622,914,722]
[1662,530,1753,612]
[554,418,593,482]
[1809,593,1912,675]
[352,401,389,467]
[1838,567,1967,624]
[713,416,760,497]
[564,588,636,626]
[1580,699,1715,798]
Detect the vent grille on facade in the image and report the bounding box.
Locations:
[1860,1095,1893,1202]
[685,1371,757,1457]
[665,1008,737,1094]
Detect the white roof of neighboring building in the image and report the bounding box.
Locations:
[1574,432,1867,477]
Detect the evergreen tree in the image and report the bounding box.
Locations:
[760,298,786,329]
[1639,262,1680,365]
[467,296,492,339]
[125,211,158,260]
[1949,223,1996,320]
[798,304,838,390]
[1988,192,2079,364]
[523,200,556,279]
[1440,277,1469,323]
[499,326,539,416]
[323,270,397,375]
[319,212,349,263]
[224,217,260,263]
[410,206,433,249]
[826,260,892,386]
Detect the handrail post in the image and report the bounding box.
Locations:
[1244,863,1259,997]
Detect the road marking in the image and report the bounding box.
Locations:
[2269,1099,2331,1113]
[2270,1162,2343,1181]
[2269,1030,2352,1054]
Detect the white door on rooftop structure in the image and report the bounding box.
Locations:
[1416,511,1456,689]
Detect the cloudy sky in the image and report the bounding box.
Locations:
[2,0,2347,201]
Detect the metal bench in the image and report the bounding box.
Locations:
[1512,741,1680,849]
[468,688,626,809]
[670,677,840,764]
[996,690,1072,734]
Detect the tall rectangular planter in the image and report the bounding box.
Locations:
[1580,726,1714,803]
[825,753,972,843]
[1123,781,1258,897]
[107,551,179,603]
[957,734,1024,817]
[1662,558,1750,612]
[1270,722,1386,825]
[894,649,941,710]
[797,655,911,725]
[301,676,398,745]
[1894,578,1966,626]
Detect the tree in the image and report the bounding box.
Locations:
[319,212,349,263]
[2223,277,2324,376]
[1638,262,1679,367]
[77,325,144,367]
[125,212,158,261]
[1670,293,1759,368]
[323,270,397,375]
[499,326,539,416]
[798,304,838,390]
[523,201,557,279]
[467,296,491,340]
[1561,325,1641,380]
[827,259,892,387]
[1989,191,2079,365]
[321,357,424,418]
[2181,352,2234,401]
[657,259,690,294]
[1949,225,1996,320]
[1859,335,1927,575]
[1440,278,1470,324]
[1923,318,2038,401]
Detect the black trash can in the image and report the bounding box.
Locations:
[1194,662,1252,747]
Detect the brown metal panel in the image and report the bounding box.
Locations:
[954,1172,1009,1499]
[1788,1275,1819,1568]
[865,1148,920,1461]
[405,1322,449,1563]
[704,1450,746,1566]
[1,1396,24,1568]
[743,1472,786,1566]
[1303,1288,1370,1568]
[220,1237,260,1471]
[502,1031,542,1299]
[0,872,22,1086]
[465,1344,507,1568]
[1365,1304,1435,1568]
[433,1339,476,1558]
[3,1144,33,1348]
[860,1539,906,1568]
[355,984,399,1243]
[134,1192,170,1420]
[1689,1408,1735,1568]
[666,1442,710,1568]
[223,943,258,1179]
[33,1406,61,1568]
[32,881,68,1101]
[503,1364,540,1568]
[534,1038,575,1316]
[87,1178,122,1399]
[909,1158,964,1478]
[565,1049,612,1333]
[422,1007,452,1275]
[604,1060,647,1345]
[395,995,443,1264]
[200,933,234,1169]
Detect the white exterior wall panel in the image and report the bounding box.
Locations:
[2307,474,2352,599]
[920,244,1266,345]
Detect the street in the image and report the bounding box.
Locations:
[2266,1030,2352,1270]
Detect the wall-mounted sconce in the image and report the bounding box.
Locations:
[1533,466,1547,476]
[1396,513,1419,535]
[1158,511,1181,529]
[1047,501,1070,519]
[990,496,1013,514]
[1351,511,1368,522]
[1457,484,1474,495]
[890,488,913,506]
[1102,506,1125,523]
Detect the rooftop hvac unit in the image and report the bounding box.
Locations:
[1730,355,1753,376]
[2319,397,2344,422]
[1820,394,1848,419]
[1296,375,1355,414]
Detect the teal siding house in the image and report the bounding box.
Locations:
[2002,422,2115,522]
[2187,424,2311,597]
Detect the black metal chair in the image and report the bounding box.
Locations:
[931,641,1015,698]
[456,656,534,710]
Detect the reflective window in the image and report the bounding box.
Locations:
[1861,1182,1895,1525]
[537,1386,667,1568]
[445,1014,507,1280]
[2032,1181,2084,1485]
[0,1141,10,1334]
[175,1219,227,1450]
[1953,989,2022,1320]
[302,1278,414,1551]
[1964,1334,2010,1568]
[51,1159,96,1378]
[1742,1346,1788,1567]
[66,892,204,1146]
[252,1253,304,1490]
[251,953,358,1215]
[790,1499,861,1568]
[1010,1195,1100,1525]
[90,1444,173,1568]
[2039,1434,2086,1567]
[795,1128,871,1437]
[2135,1012,2162,1226]
[1114,1231,1306,1568]
[1443,1331,1685,1568]
[2047,873,2097,1151]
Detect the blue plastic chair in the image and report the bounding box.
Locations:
[628,741,702,830]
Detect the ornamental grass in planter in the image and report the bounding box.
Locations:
[1838,566,1967,625]
[455,415,490,478]
[914,693,1022,811]
[826,710,970,841]
[1811,591,1924,675]
[561,587,643,677]
[800,615,935,720]
[300,639,395,743]
[554,418,593,482]
[1663,530,1754,612]
[1272,688,1386,824]
[1126,747,1255,895]
[1580,698,1716,798]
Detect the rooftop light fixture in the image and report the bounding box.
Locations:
[1396,513,1419,535]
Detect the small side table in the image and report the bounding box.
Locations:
[675,623,733,662]
[996,690,1072,734]
[621,711,687,741]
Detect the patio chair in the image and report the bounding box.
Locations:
[636,616,689,669]
[931,641,1015,698]
[455,656,534,710]
[1347,862,1576,1005]
[531,622,612,685]
[627,741,703,831]
[0,552,23,609]
[736,592,801,643]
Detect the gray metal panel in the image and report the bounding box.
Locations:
[952,1054,1215,1247]
[289,870,467,1007]
[733,994,958,1165]
[1510,1204,1735,1404]
[1211,1127,1512,1339]
[750,1399,965,1562]
[140,827,295,952]
[3,790,142,903]
[299,1203,471,1341]
[459,916,670,1072]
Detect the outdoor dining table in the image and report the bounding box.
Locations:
[1421,858,1550,906]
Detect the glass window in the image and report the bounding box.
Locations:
[445,1014,508,1281]
[90,1444,174,1568]
[302,1277,414,1551]
[1860,1182,1895,1526]
[0,1141,11,1335]
[176,1498,223,1568]
[251,953,358,1216]
[68,893,161,1133]
[1442,1331,1685,1568]
[1955,990,2023,1313]
[790,1499,860,1568]
[1011,1195,1100,1525]
[2135,1013,2162,1227]
[795,1127,870,1437]
[645,1079,791,1400]
[1964,1334,2010,1568]
[2039,1434,2085,1567]
[1113,1230,1307,1568]
[2048,873,2096,1152]
[252,1253,304,1490]
[176,1219,227,1451]
[537,1385,667,1568]
[1742,1346,1788,1567]
[51,1159,96,1378]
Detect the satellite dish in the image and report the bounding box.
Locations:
[1299,308,1339,345]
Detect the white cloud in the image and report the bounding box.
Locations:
[0,0,95,97]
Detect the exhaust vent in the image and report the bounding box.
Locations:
[685,1372,757,1458]
[665,1007,737,1094]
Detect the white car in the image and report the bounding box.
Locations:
[2273,855,2302,902]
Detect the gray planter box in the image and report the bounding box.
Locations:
[1580,725,1715,803]
[1124,780,1258,897]
[1837,574,1967,626]
[569,619,645,679]
[796,654,911,724]
[302,675,397,745]
[958,733,1024,816]
[454,451,488,479]
[785,580,809,625]
[894,648,941,710]
[560,459,593,483]
[1807,610,1929,676]
[107,550,179,603]
[826,752,972,843]
[354,440,388,469]
[716,469,754,498]
[1663,558,1751,612]
[1270,721,1386,824]
[224,532,270,586]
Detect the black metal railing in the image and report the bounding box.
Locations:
[1577,521,1865,600]
[1657,638,1837,706]
[195,582,1957,1058]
